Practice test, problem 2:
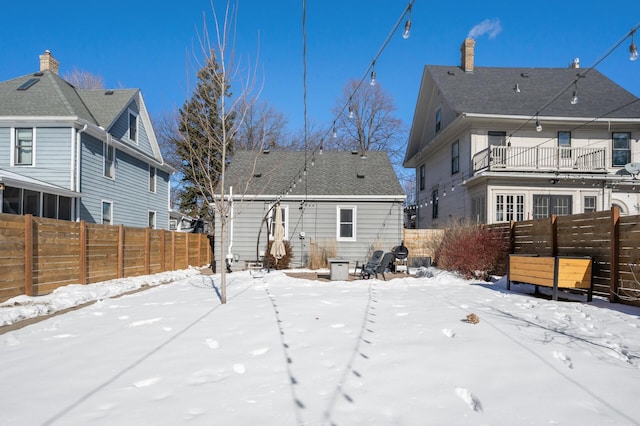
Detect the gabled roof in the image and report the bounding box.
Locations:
[78,89,139,128]
[0,70,140,129]
[224,150,405,199]
[425,65,640,118]
[0,71,97,122]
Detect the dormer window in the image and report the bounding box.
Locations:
[435,108,442,133]
[128,111,138,143]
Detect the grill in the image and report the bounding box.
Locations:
[392,244,409,260]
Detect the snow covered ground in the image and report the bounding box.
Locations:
[1,267,639,425]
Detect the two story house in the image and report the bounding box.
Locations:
[405,39,640,228]
[216,150,405,271]
[0,51,173,229]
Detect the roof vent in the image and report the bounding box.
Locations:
[447,70,455,76]
[351,150,359,155]
[263,149,270,154]
[520,72,529,78]
[105,90,114,95]
[569,58,580,69]
[253,173,262,178]
[33,72,43,77]
[357,173,365,178]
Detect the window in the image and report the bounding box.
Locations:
[14,128,34,165]
[451,140,459,174]
[3,186,21,214]
[558,131,571,159]
[432,190,439,219]
[23,190,40,216]
[269,205,288,240]
[102,201,113,225]
[337,206,356,241]
[471,196,486,224]
[419,165,425,191]
[533,195,572,219]
[495,194,524,222]
[435,108,442,133]
[612,132,631,167]
[148,211,156,229]
[43,193,57,219]
[104,143,115,178]
[169,219,177,231]
[584,196,597,213]
[149,166,156,192]
[58,196,72,221]
[129,111,138,142]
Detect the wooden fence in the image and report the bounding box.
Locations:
[0,213,212,302]
[487,207,640,307]
[403,228,445,266]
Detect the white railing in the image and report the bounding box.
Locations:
[472,146,606,173]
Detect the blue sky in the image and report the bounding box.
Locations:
[1,1,638,137]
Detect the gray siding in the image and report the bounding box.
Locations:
[79,133,169,229]
[0,127,73,188]
[215,198,404,272]
[109,100,154,157]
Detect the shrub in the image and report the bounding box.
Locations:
[434,223,509,280]
[264,240,294,270]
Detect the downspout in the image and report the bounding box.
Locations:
[226,186,234,262]
[74,124,87,221]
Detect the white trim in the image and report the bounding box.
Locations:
[10,127,36,167]
[148,210,157,229]
[336,205,357,242]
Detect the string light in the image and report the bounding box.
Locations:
[402,4,412,39]
[535,113,542,132]
[570,82,579,105]
[631,30,638,61]
[370,64,377,86]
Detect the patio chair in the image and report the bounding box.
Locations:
[355,250,384,277]
[361,252,395,280]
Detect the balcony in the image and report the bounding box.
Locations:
[472,146,606,174]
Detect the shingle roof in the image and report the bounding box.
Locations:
[224,150,404,198]
[0,70,137,128]
[426,65,640,118]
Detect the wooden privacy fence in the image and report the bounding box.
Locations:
[0,213,212,302]
[487,207,640,307]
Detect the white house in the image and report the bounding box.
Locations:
[404,38,640,228]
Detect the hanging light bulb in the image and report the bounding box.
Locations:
[332,125,337,138]
[535,116,542,132]
[348,105,354,119]
[403,19,412,39]
[630,31,639,61]
[370,69,376,86]
[570,82,579,104]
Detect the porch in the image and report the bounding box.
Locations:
[472,146,606,174]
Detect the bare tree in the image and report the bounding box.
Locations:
[235,99,289,151]
[329,79,406,160]
[63,68,105,89]
[177,1,262,303]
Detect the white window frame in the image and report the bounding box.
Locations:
[104,143,115,179]
[336,205,357,242]
[128,110,138,143]
[268,204,289,241]
[148,210,156,229]
[149,165,156,193]
[102,200,113,225]
[11,127,36,166]
[495,193,525,222]
[584,195,597,213]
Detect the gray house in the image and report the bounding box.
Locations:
[215,150,405,271]
[405,38,640,228]
[0,51,173,229]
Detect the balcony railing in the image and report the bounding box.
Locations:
[472,146,606,174]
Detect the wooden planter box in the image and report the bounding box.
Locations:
[507,254,593,301]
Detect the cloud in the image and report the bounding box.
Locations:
[467,18,502,40]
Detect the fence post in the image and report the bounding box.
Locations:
[79,220,87,284]
[24,214,33,296]
[145,227,151,275]
[509,220,515,254]
[160,230,166,272]
[185,233,190,269]
[118,224,125,278]
[550,215,558,257]
[610,206,620,303]
[171,231,176,271]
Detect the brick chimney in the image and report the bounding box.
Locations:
[39,50,59,75]
[460,38,475,73]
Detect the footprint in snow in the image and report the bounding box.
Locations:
[553,351,573,369]
[442,328,455,338]
[205,339,220,350]
[456,387,482,412]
